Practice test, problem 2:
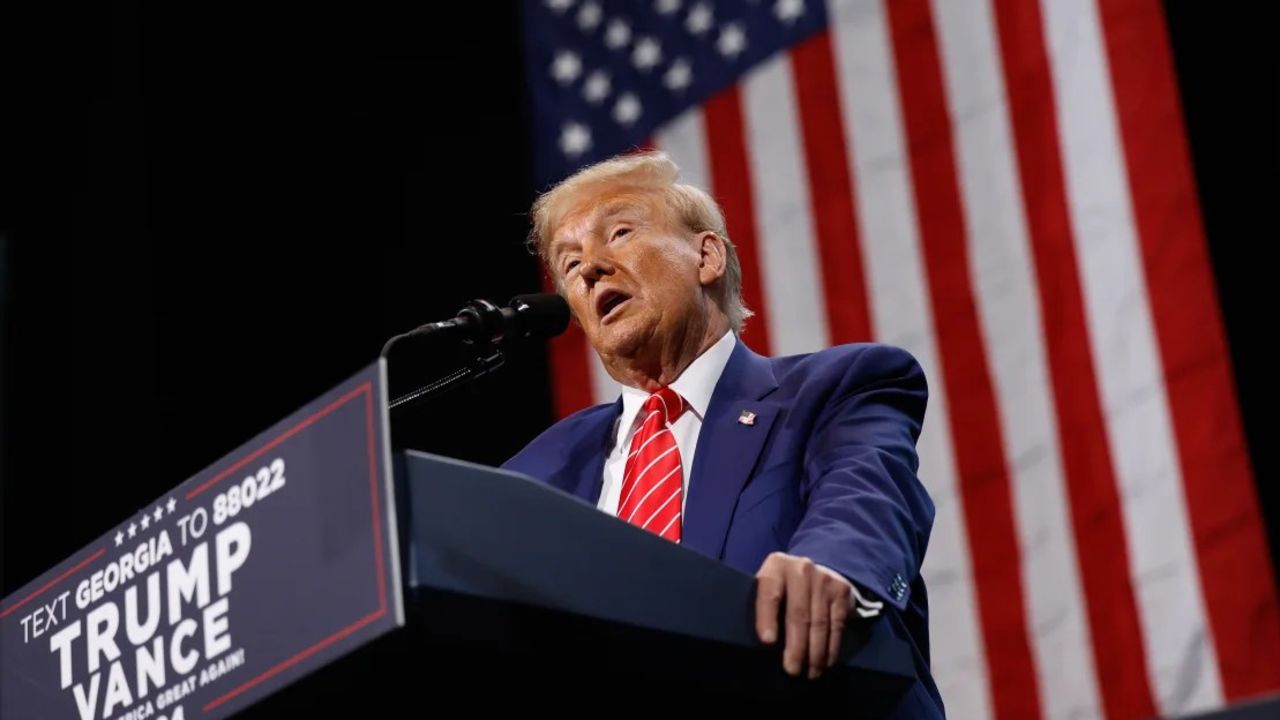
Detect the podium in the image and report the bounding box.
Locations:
[1,361,918,718]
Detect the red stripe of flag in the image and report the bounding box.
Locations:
[790,31,875,344]
[541,272,595,416]
[885,2,1043,717]
[703,86,773,355]
[991,0,1158,715]
[1097,0,1280,698]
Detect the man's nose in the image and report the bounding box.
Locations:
[579,243,614,284]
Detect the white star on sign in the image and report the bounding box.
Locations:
[655,0,682,15]
[686,2,713,35]
[551,50,583,85]
[153,506,164,522]
[664,58,693,91]
[583,70,611,104]
[115,530,124,547]
[577,1,602,31]
[140,514,150,531]
[631,37,662,72]
[128,522,138,539]
[166,497,176,513]
[613,93,642,126]
[545,0,574,13]
[717,23,747,59]
[774,0,804,23]
[560,122,592,157]
[605,19,631,49]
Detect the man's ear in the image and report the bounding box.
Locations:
[697,231,728,288]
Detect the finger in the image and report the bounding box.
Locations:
[783,562,812,676]
[755,565,785,645]
[808,577,831,679]
[827,589,850,671]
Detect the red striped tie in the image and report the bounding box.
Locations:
[617,387,687,542]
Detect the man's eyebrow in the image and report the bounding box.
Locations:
[547,236,576,259]
[547,197,649,258]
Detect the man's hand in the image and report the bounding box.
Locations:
[755,551,854,679]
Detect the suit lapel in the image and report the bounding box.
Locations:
[683,340,779,559]
[548,398,620,505]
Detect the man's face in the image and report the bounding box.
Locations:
[547,184,708,363]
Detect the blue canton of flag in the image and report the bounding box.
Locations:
[522,0,827,185]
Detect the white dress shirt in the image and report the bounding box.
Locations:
[597,329,737,516]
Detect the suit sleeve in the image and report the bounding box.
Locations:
[785,344,934,612]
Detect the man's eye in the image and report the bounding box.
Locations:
[612,227,631,240]
[564,259,580,274]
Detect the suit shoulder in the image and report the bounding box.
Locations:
[501,400,617,469]
[552,400,618,429]
[770,342,925,387]
[522,400,618,444]
[765,342,930,444]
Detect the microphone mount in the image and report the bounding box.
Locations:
[380,293,569,414]
[386,345,505,412]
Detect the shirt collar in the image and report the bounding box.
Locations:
[668,328,736,419]
[617,329,737,431]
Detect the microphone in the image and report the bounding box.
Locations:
[381,293,570,357]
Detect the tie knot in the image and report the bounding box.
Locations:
[645,387,687,425]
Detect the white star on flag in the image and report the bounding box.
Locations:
[717,23,747,59]
[774,0,804,23]
[655,0,682,15]
[140,514,150,530]
[166,497,176,513]
[128,522,138,539]
[577,2,602,31]
[560,122,592,157]
[686,3,713,35]
[153,506,164,522]
[604,19,631,49]
[551,50,583,85]
[583,70,611,104]
[115,531,124,547]
[631,37,662,72]
[664,58,693,91]
[613,93,642,125]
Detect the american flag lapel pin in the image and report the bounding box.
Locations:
[738,410,757,426]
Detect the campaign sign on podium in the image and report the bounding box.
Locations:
[1,362,403,720]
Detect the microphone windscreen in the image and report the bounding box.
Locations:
[509,293,570,338]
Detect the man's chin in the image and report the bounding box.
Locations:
[588,322,651,361]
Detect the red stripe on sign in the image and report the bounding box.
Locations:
[187,383,370,499]
[703,86,773,355]
[541,274,595,417]
[0,548,107,619]
[205,609,386,712]
[204,385,390,712]
[885,2,1043,718]
[992,0,1157,715]
[1097,0,1280,698]
[790,31,875,344]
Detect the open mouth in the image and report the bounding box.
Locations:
[596,288,632,322]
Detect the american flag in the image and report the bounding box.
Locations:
[521,1,1280,717]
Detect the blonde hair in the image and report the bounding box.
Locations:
[528,150,752,333]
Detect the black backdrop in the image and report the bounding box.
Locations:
[2,1,1276,714]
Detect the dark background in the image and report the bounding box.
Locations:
[1,0,1276,714]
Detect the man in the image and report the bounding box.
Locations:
[502,150,942,716]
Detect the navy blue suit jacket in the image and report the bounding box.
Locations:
[503,338,943,716]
